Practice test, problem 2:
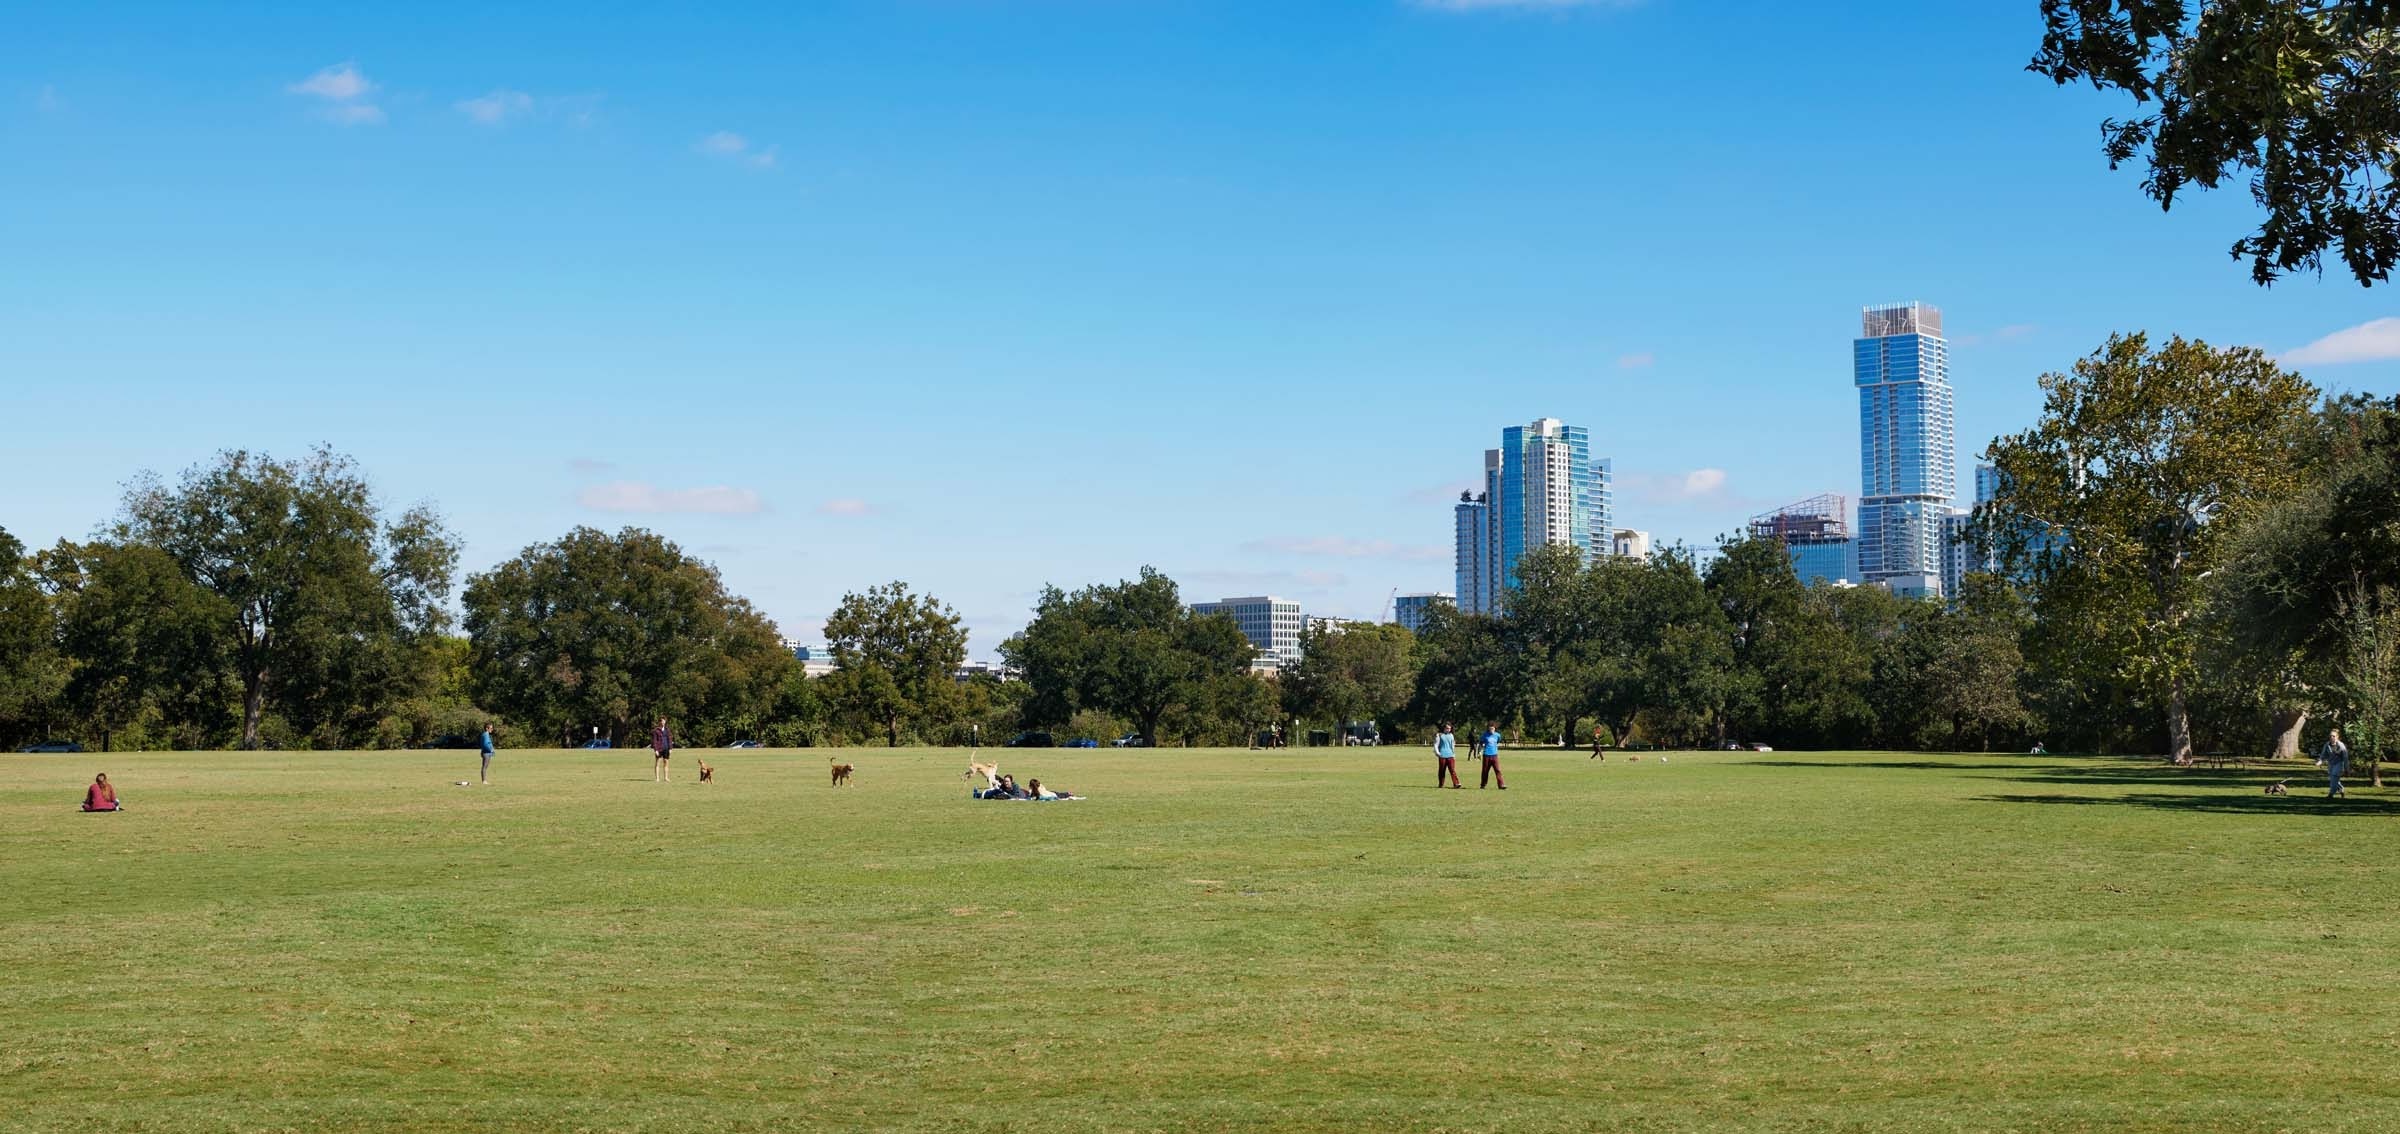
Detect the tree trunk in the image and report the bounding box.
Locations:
[2165,678,2194,765]
[2270,708,2309,760]
[242,672,267,750]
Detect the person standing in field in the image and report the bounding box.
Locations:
[1479,722,1506,790]
[1434,723,1463,788]
[652,716,673,783]
[2322,728,2351,798]
[479,722,495,786]
[1591,726,1605,759]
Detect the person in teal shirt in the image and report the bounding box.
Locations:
[1479,723,1506,790]
[479,723,495,786]
[1433,723,1463,788]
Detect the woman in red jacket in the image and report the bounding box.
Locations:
[81,773,121,812]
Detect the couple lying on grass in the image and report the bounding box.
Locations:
[972,772,1079,801]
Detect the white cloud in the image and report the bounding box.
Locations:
[1619,467,1737,506]
[456,89,535,126]
[696,130,778,168]
[2282,317,2400,366]
[1615,351,1655,369]
[288,62,383,126]
[1244,535,1447,561]
[576,481,765,515]
[290,63,375,101]
[817,498,871,516]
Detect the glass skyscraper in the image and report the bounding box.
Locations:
[1453,419,1614,615]
[1855,303,1955,596]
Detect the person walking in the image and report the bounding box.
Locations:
[2322,728,2351,798]
[652,716,674,783]
[1591,726,1606,759]
[479,722,496,786]
[1434,724,1463,788]
[1479,722,1506,790]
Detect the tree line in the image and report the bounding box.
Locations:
[3,337,2394,760]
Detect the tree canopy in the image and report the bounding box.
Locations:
[1002,568,1254,746]
[822,581,968,746]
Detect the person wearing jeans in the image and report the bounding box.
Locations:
[1434,724,1463,788]
[2323,729,2351,798]
[1479,722,1506,790]
[479,723,495,786]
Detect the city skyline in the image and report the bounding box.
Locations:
[6,4,2398,655]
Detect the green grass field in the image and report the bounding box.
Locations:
[5,745,2397,1132]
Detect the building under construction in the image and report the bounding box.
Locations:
[1748,494,1856,585]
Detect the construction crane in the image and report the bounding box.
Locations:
[1380,587,1398,624]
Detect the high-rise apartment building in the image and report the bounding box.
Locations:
[1855,303,1956,596]
[1939,508,1975,599]
[1452,418,1615,614]
[1190,596,1304,669]
[1392,593,1453,633]
[1750,493,1855,585]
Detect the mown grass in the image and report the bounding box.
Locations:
[3,745,2396,1132]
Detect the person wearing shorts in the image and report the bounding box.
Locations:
[1479,722,1506,789]
[652,716,673,783]
[1434,723,1463,788]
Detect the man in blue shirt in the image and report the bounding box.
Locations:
[1433,723,1463,788]
[1478,722,1506,790]
[479,723,495,786]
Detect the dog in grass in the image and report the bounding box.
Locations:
[697,759,714,784]
[965,761,999,792]
[830,759,855,787]
[2265,779,2290,796]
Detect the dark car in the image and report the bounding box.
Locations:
[1062,738,1100,749]
[426,733,482,750]
[17,740,84,753]
[581,738,613,749]
[1005,731,1055,748]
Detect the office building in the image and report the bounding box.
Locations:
[1453,456,1499,616]
[1306,615,1374,637]
[785,642,841,678]
[1391,593,1452,633]
[1855,302,1957,596]
[1939,507,1976,599]
[1191,595,1304,669]
[1451,418,1616,615]
[1612,529,1653,561]
[1749,494,1855,585]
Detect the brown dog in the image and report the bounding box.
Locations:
[830,761,854,787]
[697,760,715,783]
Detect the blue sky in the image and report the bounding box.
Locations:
[6,0,2397,655]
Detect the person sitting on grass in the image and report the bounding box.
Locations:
[81,773,121,813]
[1027,778,1076,801]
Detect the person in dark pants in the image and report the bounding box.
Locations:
[652,716,673,783]
[1479,722,1506,789]
[1434,723,1463,788]
[2323,729,2351,798]
[479,722,496,786]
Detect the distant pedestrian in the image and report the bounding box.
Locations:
[479,722,495,785]
[1591,726,1605,759]
[1434,724,1463,788]
[652,716,674,783]
[2322,729,2351,798]
[1479,722,1506,790]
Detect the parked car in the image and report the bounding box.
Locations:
[581,737,613,749]
[1722,742,1746,751]
[1112,733,1147,748]
[1005,731,1055,748]
[427,734,482,750]
[16,739,84,753]
[1750,743,1775,752]
[1062,737,1100,749]
[725,739,762,749]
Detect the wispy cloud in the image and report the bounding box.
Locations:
[1615,351,1656,370]
[2282,317,2400,366]
[1619,467,1742,507]
[1244,535,1447,562]
[567,457,616,476]
[1180,567,1350,591]
[456,89,534,126]
[696,130,778,168]
[576,481,765,515]
[817,498,871,516]
[288,62,383,125]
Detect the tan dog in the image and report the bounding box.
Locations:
[697,759,715,783]
[830,760,855,787]
[965,761,1000,792]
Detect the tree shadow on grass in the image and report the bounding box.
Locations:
[1737,759,1995,772]
[1978,791,2400,817]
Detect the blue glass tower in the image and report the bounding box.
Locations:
[1855,303,1956,596]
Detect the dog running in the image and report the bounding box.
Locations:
[2264,779,2290,796]
[696,759,715,783]
[830,759,855,787]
